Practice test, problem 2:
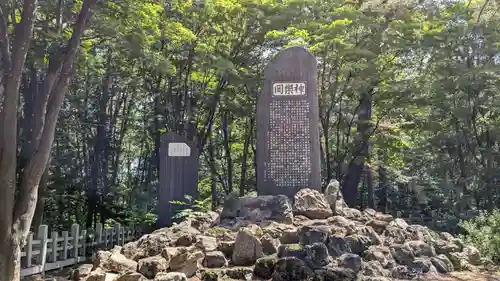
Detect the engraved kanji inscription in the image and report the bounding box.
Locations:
[265,100,311,187]
[273,82,306,96]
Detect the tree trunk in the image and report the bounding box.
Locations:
[208,131,218,210]
[322,117,332,183]
[31,166,49,229]
[377,164,387,213]
[222,111,233,194]
[0,1,97,279]
[239,117,253,197]
[0,239,21,281]
[342,89,373,207]
[366,165,374,209]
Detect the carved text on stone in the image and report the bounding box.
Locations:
[265,99,311,187]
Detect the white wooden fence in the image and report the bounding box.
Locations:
[20,223,144,278]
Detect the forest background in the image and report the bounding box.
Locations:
[3,0,500,272]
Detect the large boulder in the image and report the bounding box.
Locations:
[294,188,333,219]
[324,179,347,215]
[431,254,454,273]
[305,242,330,268]
[220,194,293,224]
[202,251,228,268]
[254,256,278,279]
[136,256,168,279]
[127,226,200,261]
[70,264,93,281]
[390,243,414,265]
[195,235,218,252]
[93,251,137,274]
[232,228,264,265]
[338,253,363,273]
[326,234,351,257]
[272,257,311,281]
[168,247,204,277]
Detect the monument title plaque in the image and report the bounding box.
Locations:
[157,132,198,227]
[256,46,321,197]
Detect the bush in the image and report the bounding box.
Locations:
[459,209,500,263]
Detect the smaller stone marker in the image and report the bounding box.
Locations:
[256,46,321,197]
[157,132,199,228]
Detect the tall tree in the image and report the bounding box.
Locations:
[0,0,97,279]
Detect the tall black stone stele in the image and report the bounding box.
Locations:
[157,132,198,228]
[256,46,321,197]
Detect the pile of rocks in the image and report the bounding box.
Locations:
[73,181,484,281]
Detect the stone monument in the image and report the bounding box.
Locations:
[256,46,321,197]
[157,132,199,227]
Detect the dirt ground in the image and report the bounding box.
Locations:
[420,271,500,281]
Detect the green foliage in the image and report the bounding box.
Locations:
[460,210,500,263]
[25,0,500,240]
[170,195,212,221]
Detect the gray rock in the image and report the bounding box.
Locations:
[216,240,234,257]
[338,253,362,273]
[324,179,347,215]
[137,256,168,278]
[388,218,409,229]
[84,269,106,281]
[366,220,389,234]
[168,248,204,277]
[345,234,371,255]
[363,245,392,268]
[358,226,383,245]
[305,242,330,268]
[431,254,454,273]
[434,239,461,255]
[391,265,419,279]
[174,234,196,247]
[195,235,218,252]
[406,240,436,257]
[115,272,148,281]
[154,272,187,281]
[361,261,389,277]
[254,256,278,279]
[408,257,434,273]
[272,257,311,281]
[299,224,331,245]
[70,264,93,281]
[261,233,280,255]
[202,251,227,268]
[326,234,351,257]
[390,243,414,265]
[294,188,333,219]
[232,228,264,266]
[464,245,481,265]
[93,251,137,273]
[314,265,356,281]
[278,244,306,259]
[220,195,293,224]
[225,267,253,279]
[383,225,407,245]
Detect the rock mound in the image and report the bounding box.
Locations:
[73,184,485,281]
